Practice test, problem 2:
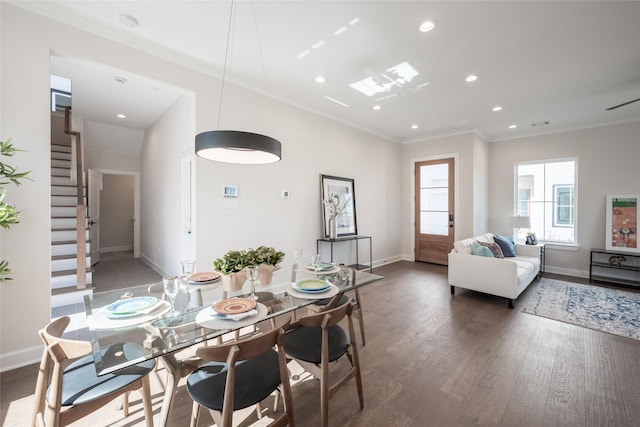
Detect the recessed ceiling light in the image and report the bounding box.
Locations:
[492,106,503,112]
[113,76,127,84]
[465,74,478,83]
[349,17,360,26]
[312,40,325,50]
[333,26,347,36]
[119,14,139,28]
[297,50,310,59]
[315,76,326,84]
[508,124,518,129]
[411,124,419,129]
[116,113,126,119]
[373,105,381,111]
[419,20,436,32]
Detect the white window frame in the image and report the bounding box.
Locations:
[515,158,578,245]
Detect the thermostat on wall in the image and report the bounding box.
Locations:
[223,185,238,198]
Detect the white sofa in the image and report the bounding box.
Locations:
[448,233,541,308]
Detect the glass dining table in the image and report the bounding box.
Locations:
[83,265,383,426]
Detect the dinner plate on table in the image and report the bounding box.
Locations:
[305,263,341,275]
[104,296,159,316]
[213,298,257,315]
[196,302,268,330]
[189,271,222,285]
[292,279,331,293]
[288,283,340,300]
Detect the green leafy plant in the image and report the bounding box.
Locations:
[213,246,284,274]
[1,138,31,283]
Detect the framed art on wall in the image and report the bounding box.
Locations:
[320,174,357,238]
[605,194,638,253]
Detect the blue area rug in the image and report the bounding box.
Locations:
[522,278,640,340]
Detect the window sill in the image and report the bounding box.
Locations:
[543,243,580,251]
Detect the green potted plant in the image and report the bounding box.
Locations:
[249,246,284,285]
[1,138,30,283]
[213,245,285,290]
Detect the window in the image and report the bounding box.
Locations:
[516,159,577,244]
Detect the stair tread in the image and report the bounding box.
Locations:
[52,254,90,261]
[52,267,95,278]
[51,240,92,245]
[51,285,95,296]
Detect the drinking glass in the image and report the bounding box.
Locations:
[181,259,195,279]
[294,248,303,271]
[162,275,180,317]
[246,266,259,300]
[311,254,321,273]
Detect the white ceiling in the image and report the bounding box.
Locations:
[20,1,640,142]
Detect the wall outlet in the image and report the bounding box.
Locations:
[281,189,290,199]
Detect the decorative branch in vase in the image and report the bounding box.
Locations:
[323,191,348,240]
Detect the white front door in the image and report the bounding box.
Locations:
[88,169,101,265]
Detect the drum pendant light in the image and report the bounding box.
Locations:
[195,0,282,164]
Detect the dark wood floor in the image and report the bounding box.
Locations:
[2,261,639,426]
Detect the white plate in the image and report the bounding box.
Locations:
[305,265,341,275]
[196,303,268,330]
[287,283,340,300]
[104,296,158,315]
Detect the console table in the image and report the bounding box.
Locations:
[317,235,372,272]
[589,248,640,288]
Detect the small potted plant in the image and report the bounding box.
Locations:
[249,246,284,285]
[213,249,250,292]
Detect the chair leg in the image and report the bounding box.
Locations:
[190,401,200,427]
[141,377,154,427]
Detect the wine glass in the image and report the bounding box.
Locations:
[162,276,180,317]
[246,266,259,301]
[294,248,303,271]
[311,254,321,273]
[179,260,196,292]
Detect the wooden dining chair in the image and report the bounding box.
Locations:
[31,316,155,427]
[311,265,366,346]
[186,318,295,427]
[283,299,363,427]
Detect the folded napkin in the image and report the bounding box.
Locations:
[211,309,258,321]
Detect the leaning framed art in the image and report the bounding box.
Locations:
[605,194,638,253]
[320,174,357,238]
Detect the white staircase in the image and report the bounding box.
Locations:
[50,143,93,307]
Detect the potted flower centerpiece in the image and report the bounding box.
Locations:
[213,249,250,292]
[249,245,284,285]
[213,246,284,291]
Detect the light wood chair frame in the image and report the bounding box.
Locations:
[287,300,364,427]
[31,316,154,427]
[189,318,295,427]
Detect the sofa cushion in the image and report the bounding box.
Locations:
[493,234,516,257]
[477,241,504,258]
[472,241,495,257]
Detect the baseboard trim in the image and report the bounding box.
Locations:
[101,245,133,253]
[0,345,41,373]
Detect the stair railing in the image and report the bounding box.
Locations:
[63,107,87,289]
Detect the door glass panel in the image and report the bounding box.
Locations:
[419,163,449,235]
[420,212,449,235]
[420,188,448,210]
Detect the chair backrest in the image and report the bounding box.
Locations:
[32,316,92,427]
[297,298,353,329]
[194,318,294,427]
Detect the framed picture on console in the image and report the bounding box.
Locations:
[320,174,357,238]
[605,194,639,253]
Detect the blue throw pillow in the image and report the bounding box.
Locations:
[493,234,516,257]
[472,241,495,257]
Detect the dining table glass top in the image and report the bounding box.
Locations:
[83,267,383,375]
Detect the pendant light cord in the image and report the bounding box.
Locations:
[217,0,235,130]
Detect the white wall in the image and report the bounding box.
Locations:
[100,174,134,251]
[1,3,402,370]
[401,132,483,258]
[84,120,145,172]
[489,122,640,277]
[141,94,194,276]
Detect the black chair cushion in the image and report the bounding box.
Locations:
[187,348,281,411]
[48,342,155,407]
[312,294,349,307]
[284,325,349,364]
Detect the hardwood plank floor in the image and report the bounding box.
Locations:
[2,261,639,426]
